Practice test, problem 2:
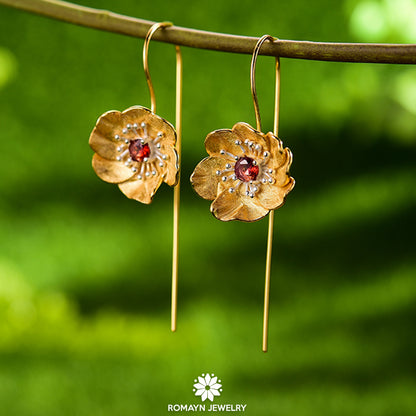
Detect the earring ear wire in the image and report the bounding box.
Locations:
[143,22,172,113]
[250,34,281,353]
[172,44,182,333]
[143,22,183,333]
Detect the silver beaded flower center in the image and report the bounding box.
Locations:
[215,139,275,197]
[114,122,168,180]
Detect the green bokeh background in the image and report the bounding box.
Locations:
[0,0,415,415]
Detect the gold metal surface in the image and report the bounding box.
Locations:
[171,45,182,332]
[250,34,275,132]
[89,106,179,203]
[251,34,278,353]
[262,55,282,352]
[143,22,173,113]
[251,35,287,352]
[191,122,294,222]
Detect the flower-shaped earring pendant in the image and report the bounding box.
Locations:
[191,121,294,221]
[90,105,178,203]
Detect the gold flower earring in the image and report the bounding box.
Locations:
[89,22,183,332]
[190,35,294,351]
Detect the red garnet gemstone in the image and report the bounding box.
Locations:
[234,157,259,182]
[129,140,150,161]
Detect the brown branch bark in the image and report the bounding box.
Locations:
[1,0,416,64]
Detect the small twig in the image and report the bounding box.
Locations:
[1,0,416,64]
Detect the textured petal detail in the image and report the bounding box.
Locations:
[232,122,267,149]
[121,105,151,122]
[204,374,212,385]
[123,106,177,147]
[198,376,205,385]
[207,390,214,402]
[264,131,283,150]
[89,129,120,160]
[217,176,239,195]
[205,129,244,159]
[211,188,269,222]
[92,153,135,184]
[211,389,221,396]
[210,383,221,390]
[201,391,208,402]
[93,110,122,139]
[274,149,294,186]
[210,189,244,221]
[118,174,163,204]
[193,383,205,390]
[190,156,225,200]
[264,132,291,169]
[234,201,269,222]
[256,145,294,210]
[256,177,295,210]
[163,146,179,186]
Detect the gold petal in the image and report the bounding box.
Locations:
[264,132,291,169]
[123,106,177,147]
[89,130,119,160]
[210,189,243,221]
[93,110,122,138]
[89,110,123,160]
[256,177,295,210]
[256,144,294,210]
[264,131,283,151]
[234,201,270,222]
[232,122,267,150]
[211,189,269,222]
[118,173,163,204]
[162,147,179,186]
[273,148,294,186]
[92,153,135,184]
[121,105,151,120]
[190,156,225,200]
[205,129,244,159]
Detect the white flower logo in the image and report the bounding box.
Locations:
[193,373,222,402]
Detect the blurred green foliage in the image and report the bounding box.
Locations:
[0,0,415,415]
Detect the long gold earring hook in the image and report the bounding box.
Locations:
[143,22,173,113]
[250,34,281,352]
[143,22,183,332]
[250,35,280,133]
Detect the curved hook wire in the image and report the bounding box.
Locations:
[251,34,282,353]
[143,22,173,113]
[250,34,280,133]
[143,22,183,333]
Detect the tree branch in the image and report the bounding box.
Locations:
[2,0,416,64]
